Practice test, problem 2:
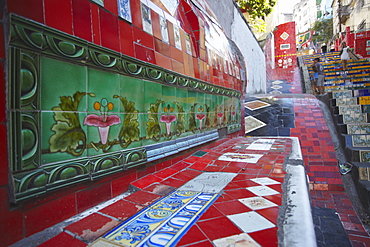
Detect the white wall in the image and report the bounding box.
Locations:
[206,0,267,94]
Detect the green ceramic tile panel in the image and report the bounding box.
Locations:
[176,88,189,111]
[40,57,88,112]
[41,111,88,164]
[87,68,121,113]
[120,76,145,113]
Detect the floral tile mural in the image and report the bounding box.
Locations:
[7,15,242,202]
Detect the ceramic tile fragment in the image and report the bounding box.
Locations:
[227,211,275,233]
[213,233,261,247]
[239,196,277,210]
[218,153,263,163]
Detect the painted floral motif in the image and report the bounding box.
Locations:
[84,98,121,145]
[161,104,177,135]
[196,106,206,130]
[115,225,150,243]
[217,106,224,126]
[49,91,95,156]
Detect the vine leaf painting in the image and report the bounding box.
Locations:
[113,95,140,147]
[49,91,95,156]
[146,100,164,141]
[189,103,198,132]
[174,101,185,136]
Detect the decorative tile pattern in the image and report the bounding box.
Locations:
[104,190,219,246]
[179,172,237,193]
[244,116,266,134]
[332,90,352,99]
[245,138,275,150]
[360,150,370,163]
[218,153,263,163]
[343,113,367,124]
[244,100,271,111]
[239,196,278,210]
[336,98,357,106]
[118,0,132,22]
[352,135,370,147]
[339,105,362,114]
[347,124,370,134]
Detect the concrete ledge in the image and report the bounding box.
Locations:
[283,164,317,247]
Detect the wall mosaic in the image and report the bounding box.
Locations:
[8,15,241,202]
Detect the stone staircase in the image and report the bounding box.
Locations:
[302,51,370,212]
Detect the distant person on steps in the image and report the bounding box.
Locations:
[340,41,350,70]
[313,58,325,95]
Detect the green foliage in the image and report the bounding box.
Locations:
[189,103,198,132]
[113,95,140,146]
[173,101,186,135]
[146,100,164,140]
[236,0,276,19]
[312,18,333,44]
[49,92,95,156]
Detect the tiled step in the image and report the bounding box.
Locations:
[345,146,370,163]
[344,134,370,147]
[337,113,369,124]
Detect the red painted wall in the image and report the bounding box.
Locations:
[0,0,244,245]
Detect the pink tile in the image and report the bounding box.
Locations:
[100,200,144,220]
[131,174,163,189]
[176,224,207,246]
[143,183,175,195]
[76,182,111,213]
[25,193,77,236]
[161,177,186,188]
[72,0,92,41]
[171,161,190,171]
[154,168,179,179]
[263,194,282,206]
[234,180,260,188]
[123,190,161,206]
[215,200,252,215]
[180,240,214,247]
[100,9,120,52]
[198,205,224,221]
[196,217,243,241]
[256,207,279,224]
[44,0,73,34]
[64,213,119,239]
[38,232,86,247]
[225,189,256,200]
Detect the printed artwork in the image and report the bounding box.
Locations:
[118,0,132,22]
[244,100,271,110]
[246,139,275,150]
[174,25,182,50]
[244,116,266,134]
[218,153,263,163]
[185,34,192,55]
[141,3,153,35]
[160,16,169,44]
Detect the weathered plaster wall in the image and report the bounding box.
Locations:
[206,0,268,94]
